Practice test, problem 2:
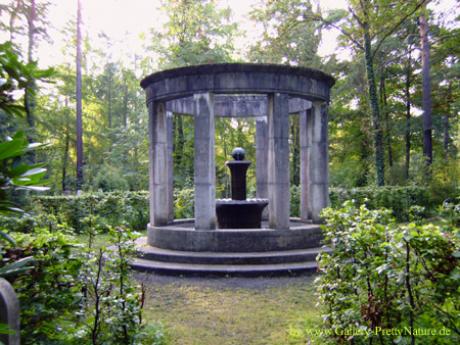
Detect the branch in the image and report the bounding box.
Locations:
[315,13,365,51]
[371,0,431,61]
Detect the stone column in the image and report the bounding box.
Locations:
[299,109,312,221]
[255,116,268,200]
[267,93,290,229]
[310,101,329,222]
[194,92,216,230]
[166,111,174,222]
[148,101,169,226]
[0,278,20,345]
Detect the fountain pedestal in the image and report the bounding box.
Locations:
[216,148,268,229]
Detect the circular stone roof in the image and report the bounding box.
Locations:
[141,63,335,103]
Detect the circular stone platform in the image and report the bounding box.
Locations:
[146,218,322,252]
[131,218,328,276]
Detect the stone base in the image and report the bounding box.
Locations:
[147,218,321,252]
[131,218,326,276]
[132,245,326,277]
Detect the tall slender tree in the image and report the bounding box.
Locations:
[317,0,428,186]
[76,0,84,191]
[24,0,36,162]
[418,5,433,167]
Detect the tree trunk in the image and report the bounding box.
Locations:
[8,0,21,42]
[379,67,393,168]
[24,0,36,163]
[443,82,452,160]
[76,0,84,191]
[108,69,113,128]
[404,49,412,180]
[419,8,433,167]
[122,83,128,128]
[62,99,70,192]
[363,22,385,186]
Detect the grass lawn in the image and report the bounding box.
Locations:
[73,234,323,344]
[138,274,322,345]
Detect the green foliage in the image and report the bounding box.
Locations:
[329,186,438,221]
[92,164,130,191]
[316,201,460,344]
[74,227,163,345]
[149,0,237,68]
[248,0,321,67]
[288,185,443,220]
[174,188,194,219]
[1,223,165,344]
[8,229,83,343]
[33,191,150,233]
[290,185,301,218]
[0,41,52,117]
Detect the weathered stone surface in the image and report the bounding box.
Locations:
[310,102,329,222]
[166,95,311,117]
[299,109,311,221]
[255,117,268,200]
[194,93,216,230]
[147,220,323,252]
[148,101,170,226]
[142,63,334,103]
[268,93,290,229]
[166,111,174,222]
[0,278,20,345]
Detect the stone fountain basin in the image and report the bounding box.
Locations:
[146,218,321,252]
[216,198,268,229]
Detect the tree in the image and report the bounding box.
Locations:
[149,0,237,68]
[419,4,433,167]
[248,0,322,67]
[318,0,429,186]
[76,0,83,191]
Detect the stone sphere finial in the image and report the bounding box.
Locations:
[231,147,245,161]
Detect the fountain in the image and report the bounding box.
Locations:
[216,148,268,228]
[133,63,335,275]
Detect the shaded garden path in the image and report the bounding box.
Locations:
[135,274,320,345]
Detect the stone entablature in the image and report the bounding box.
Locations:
[141,63,334,103]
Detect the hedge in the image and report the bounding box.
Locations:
[25,186,452,233]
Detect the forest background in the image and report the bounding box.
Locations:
[0,0,459,202]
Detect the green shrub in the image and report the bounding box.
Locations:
[30,186,454,232]
[289,185,439,220]
[33,191,150,233]
[5,228,84,343]
[316,201,460,344]
[174,188,194,219]
[329,186,437,221]
[1,225,165,344]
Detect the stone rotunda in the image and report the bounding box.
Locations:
[133,63,335,275]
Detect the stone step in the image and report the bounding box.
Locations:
[131,257,319,277]
[136,244,329,265]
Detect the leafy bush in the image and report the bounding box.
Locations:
[289,185,440,220]
[329,186,437,221]
[7,229,84,343]
[30,186,452,232]
[316,201,460,344]
[92,164,130,191]
[33,191,150,233]
[174,188,194,219]
[1,225,165,344]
